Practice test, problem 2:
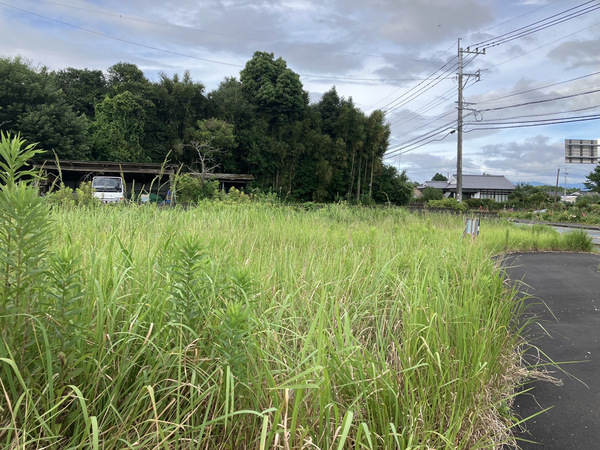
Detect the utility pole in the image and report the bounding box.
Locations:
[554,168,560,207]
[456,39,485,202]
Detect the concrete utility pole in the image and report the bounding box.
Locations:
[456,39,485,202]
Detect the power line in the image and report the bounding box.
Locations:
[473,103,600,122]
[461,0,564,41]
[476,70,600,106]
[365,42,458,112]
[0,1,436,83]
[478,20,600,72]
[6,0,439,63]
[465,113,600,131]
[475,87,600,113]
[380,61,462,116]
[472,0,600,49]
[0,1,245,68]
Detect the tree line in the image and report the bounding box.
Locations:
[0,52,413,204]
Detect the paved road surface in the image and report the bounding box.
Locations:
[502,252,600,449]
[511,219,600,246]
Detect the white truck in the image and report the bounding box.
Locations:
[92,176,125,203]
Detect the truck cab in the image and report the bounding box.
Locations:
[92,176,125,203]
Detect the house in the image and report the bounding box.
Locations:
[418,174,515,202]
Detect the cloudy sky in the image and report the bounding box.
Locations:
[2,0,600,187]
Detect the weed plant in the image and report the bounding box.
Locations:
[0,135,594,449]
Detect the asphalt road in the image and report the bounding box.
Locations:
[502,252,600,449]
[552,225,600,246]
[511,219,600,246]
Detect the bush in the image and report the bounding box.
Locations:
[45,181,100,208]
[576,194,600,209]
[420,186,443,202]
[427,197,468,212]
[174,174,219,203]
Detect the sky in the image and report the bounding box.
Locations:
[2,0,600,187]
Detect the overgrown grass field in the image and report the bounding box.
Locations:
[0,135,595,449]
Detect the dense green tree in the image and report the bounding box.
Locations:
[584,165,600,193]
[239,52,310,189]
[51,68,108,118]
[336,98,365,199]
[183,118,236,173]
[91,91,146,162]
[372,165,414,205]
[19,99,91,160]
[107,62,151,95]
[432,172,448,181]
[154,71,207,147]
[508,183,538,207]
[0,57,91,160]
[240,51,308,124]
[364,110,391,200]
[208,78,254,173]
[421,186,444,202]
[317,87,341,139]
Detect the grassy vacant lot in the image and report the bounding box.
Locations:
[1,193,593,449]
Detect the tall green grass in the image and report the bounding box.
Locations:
[0,138,594,448]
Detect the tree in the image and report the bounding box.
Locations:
[91,91,146,162]
[240,51,308,125]
[584,165,600,193]
[421,186,444,202]
[432,172,447,181]
[371,165,414,205]
[508,183,538,207]
[51,68,108,118]
[154,71,207,148]
[107,62,152,95]
[183,118,235,174]
[363,110,390,200]
[0,57,91,160]
[317,87,341,139]
[239,52,309,189]
[19,99,91,160]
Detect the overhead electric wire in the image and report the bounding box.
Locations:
[461,0,563,41]
[16,0,439,63]
[389,72,480,129]
[475,87,600,113]
[472,0,600,49]
[0,1,245,68]
[381,60,460,115]
[476,70,600,106]
[473,102,600,122]
[383,127,458,159]
[384,118,463,158]
[0,1,437,83]
[377,57,458,113]
[464,113,600,132]
[365,42,457,112]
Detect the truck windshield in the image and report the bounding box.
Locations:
[92,178,122,191]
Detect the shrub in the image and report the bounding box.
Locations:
[174,174,219,203]
[75,181,100,207]
[45,182,75,208]
[420,186,443,202]
[427,197,468,212]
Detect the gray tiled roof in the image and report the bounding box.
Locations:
[456,175,515,190]
[420,181,448,189]
[420,174,515,191]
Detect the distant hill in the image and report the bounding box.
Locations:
[526,181,587,190]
